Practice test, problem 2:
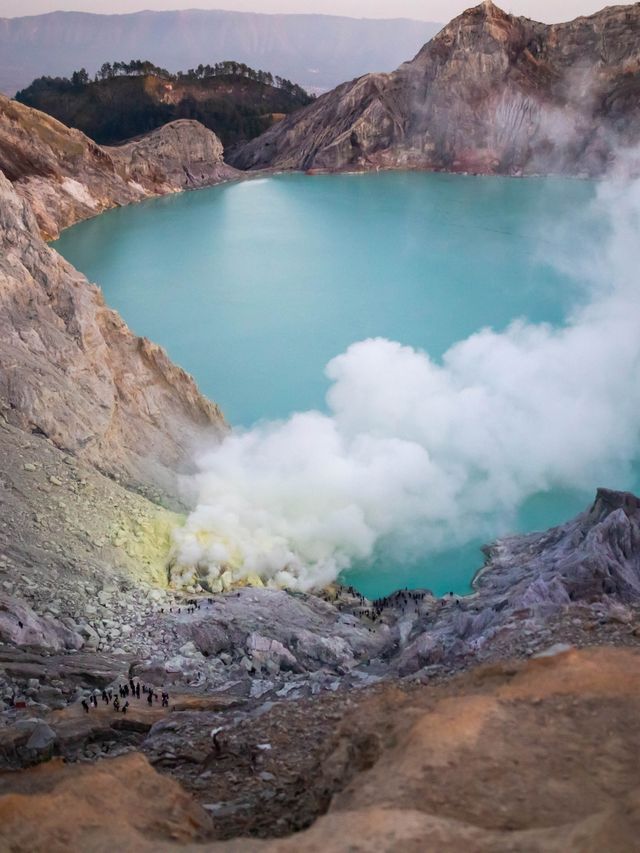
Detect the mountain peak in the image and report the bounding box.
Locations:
[466,0,512,21]
[232,1,640,179]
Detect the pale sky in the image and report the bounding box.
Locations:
[0,0,623,24]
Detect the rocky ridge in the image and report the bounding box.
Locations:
[0,95,231,692]
[232,1,640,176]
[0,94,239,239]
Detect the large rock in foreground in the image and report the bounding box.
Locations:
[0,753,212,851]
[233,1,640,177]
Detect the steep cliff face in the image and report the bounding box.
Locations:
[0,95,238,239]
[232,1,640,176]
[0,172,226,497]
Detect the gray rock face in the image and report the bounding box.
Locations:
[0,594,83,651]
[478,489,640,606]
[0,94,239,239]
[0,171,226,496]
[394,488,640,676]
[174,588,384,675]
[108,119,236,189]
[25,722,56,751]
[232,1,640,177]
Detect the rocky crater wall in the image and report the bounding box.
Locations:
[232,1,640,177]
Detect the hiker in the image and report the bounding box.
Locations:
[102,690,109,704]
[122,701,129,714]
[147,690,153,706]
[81,699,89,713]
[113,696,120,712]
[136,683,141,699]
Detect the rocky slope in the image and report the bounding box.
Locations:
[0,94,239,239]
[0,99,235,688]
[0,487,639,849]
[1,646,639,852]
[232,1,640,176]
[0,172,226,498]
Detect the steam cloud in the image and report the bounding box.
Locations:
[173,178,640,592]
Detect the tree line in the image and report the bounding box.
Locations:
[15,58,314,150]
[64,59,312,101]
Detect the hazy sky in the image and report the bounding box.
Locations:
[0,1,621,24]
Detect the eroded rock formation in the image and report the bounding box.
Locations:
[0,753,213,850]
[0,94,239,239]
[0,172,226,497]
[232,1,640,176]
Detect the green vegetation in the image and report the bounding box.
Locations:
[15,60,314,149]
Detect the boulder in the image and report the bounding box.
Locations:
[25,722,56,751]
[0,595,83,652]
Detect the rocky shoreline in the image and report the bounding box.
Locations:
[0,94,241,240]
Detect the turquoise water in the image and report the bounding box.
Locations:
[53,172,620,598]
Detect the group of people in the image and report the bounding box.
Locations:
[319,585,435,622]
[80,678,170,714]
[370,589,430,618]
[165,598,207,616]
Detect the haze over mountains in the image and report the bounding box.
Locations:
[0,9,441,97]
[234,1,640,177]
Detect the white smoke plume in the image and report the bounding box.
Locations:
[173,177,640,592]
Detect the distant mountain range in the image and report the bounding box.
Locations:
[0,10,441,97]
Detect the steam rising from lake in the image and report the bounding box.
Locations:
[173,178,640,592]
